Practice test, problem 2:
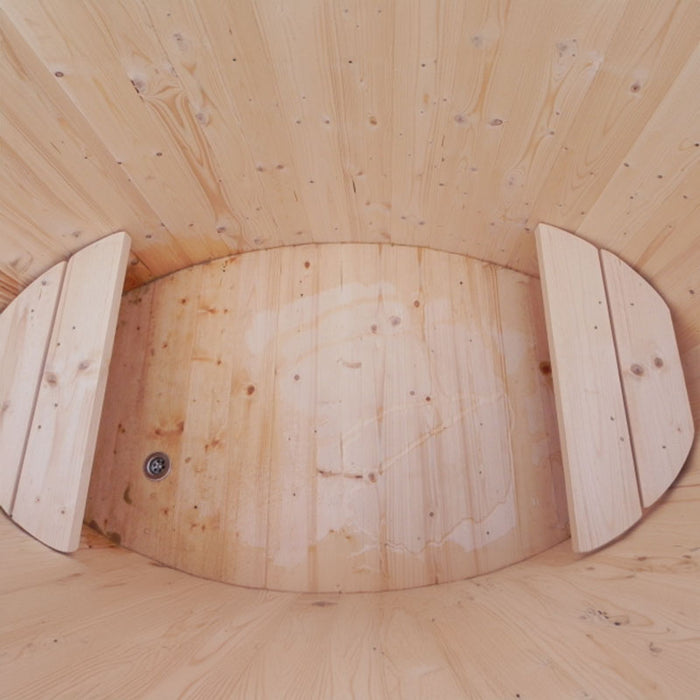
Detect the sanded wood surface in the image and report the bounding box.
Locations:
[1,1,699,318]
[88,244,568,592]
[12,233,131,552]
[4,448,700,699]
[0,262,64,515]
[535,224,641,552]
[602,250,694,507]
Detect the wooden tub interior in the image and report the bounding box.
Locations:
[1,1,699,696]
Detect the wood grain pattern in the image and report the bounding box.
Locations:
[535,224,641,552]
[1,1,699,322]
[495,268,569,552]
[0,9,181,293]
[527,1,700,251]
[0,1,699,695]
[580,44,700,265]
[12,233,131,552]
[602,250,694,507]
[0,262,64,515]
[3,449,700,698]
[88,244,568,591]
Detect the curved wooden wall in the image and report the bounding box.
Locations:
[0,1,698,316]
[87,244,568,591]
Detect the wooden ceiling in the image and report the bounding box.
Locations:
[1,1,698,347]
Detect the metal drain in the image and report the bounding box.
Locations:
[143,452,171,480]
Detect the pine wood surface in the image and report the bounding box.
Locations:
[87,244,568,592]
[0,0,699,694]
[0,0,698,335]
[602,250,694,507]
[0,262,64,514]
[2,444,700,698]
[12,233,131,552]
[535,224,641,552]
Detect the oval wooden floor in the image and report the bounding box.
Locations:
[87,244,568,592]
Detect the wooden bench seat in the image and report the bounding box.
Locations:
[1,232,130,552]
[536,224,694,552]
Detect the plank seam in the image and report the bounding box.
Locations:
[599,248,645,508]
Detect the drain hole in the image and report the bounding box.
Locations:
[144,452,171,480]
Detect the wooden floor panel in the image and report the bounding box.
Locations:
[87,244,568,591]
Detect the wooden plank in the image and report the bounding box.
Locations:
[601,250,694,507]
[12,232,131,552]
[535,223,641,552]
[0,262,65,515]
[2,2,231,263]
[266,245,320,591]
[441,252,520,576]
[87,264,203,565]
[528,2,700,248]
[580,45,700,266]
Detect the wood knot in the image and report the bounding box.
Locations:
[653,357,664,368]
[630,364,644,376]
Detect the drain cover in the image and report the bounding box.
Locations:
[144,452,171,480]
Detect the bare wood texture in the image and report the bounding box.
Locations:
[0,0,698,695]
[0,262,64,514]
[12,233,131,552]
[535,224,641,552]
[0,1,698,320]
[0,9,182,295]
[3,445,700,698]
[602,250,694,507]
[87,244,568,591]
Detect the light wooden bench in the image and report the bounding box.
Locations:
[536,224,694,552]
[0,232,130,552]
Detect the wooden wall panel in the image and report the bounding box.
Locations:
[522,1,700,271]
[579,43,700,295]
[1,1,699,314]
[2,2,233,263]
[87,244,569,592]
[0,10,183,296]
[4,448,700,698]
[0,263,64,514]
